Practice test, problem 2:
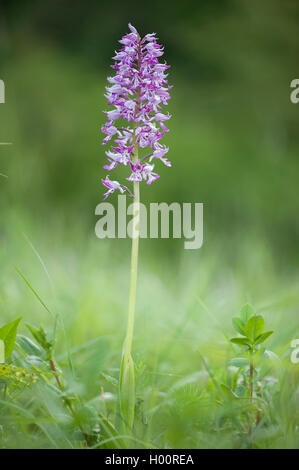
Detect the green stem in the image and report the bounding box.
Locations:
[248,352,254,438]
[125,179,140,353]
[119,143,140,432]
[49,357,90,446]
[249,352,253,402]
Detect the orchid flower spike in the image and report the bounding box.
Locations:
[101,23,172,199]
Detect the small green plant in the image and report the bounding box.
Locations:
[226,303,279,440]
[24,322,94,446]
[230,303,274,401]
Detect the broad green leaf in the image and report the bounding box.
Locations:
[0,318,22,359]
[229,357,250,368]
[254,331,273,345]
[230,337,251,346]
[244,315,264,342]
[232,317,245,335]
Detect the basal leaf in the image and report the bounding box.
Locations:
[119,350,135,431]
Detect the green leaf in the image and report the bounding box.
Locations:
[0,318,22,359]
[119,350,135,431]
[244,315,264,342]
[232,317,245,335]
[240,303,255,323]
[230,337,251,346]
[15,268,54,318]
[17,335,45,358]
[254,331,273,345]
[229,357,250,367]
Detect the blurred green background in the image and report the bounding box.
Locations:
[0,0,298,366]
